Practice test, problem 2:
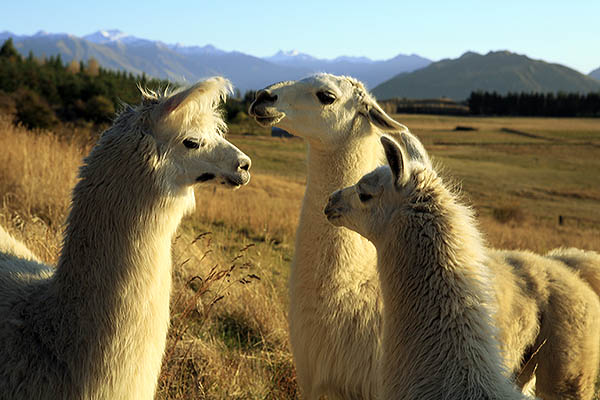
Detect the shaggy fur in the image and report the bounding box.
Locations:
[249,73,427,399]
[0,77,251,399]
[325,136,600,400]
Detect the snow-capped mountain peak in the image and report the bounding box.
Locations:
[265,49,319,63]
[83,29,140,44]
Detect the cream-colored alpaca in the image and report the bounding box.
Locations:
[326,136,532,399]
[0,77,251,399]
[249,73,428,399]
[0,225,41,262]
[326,136,600,400]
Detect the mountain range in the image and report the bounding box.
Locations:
[373,51,600,100]
[1,30,599,99]
[0,29,430,92]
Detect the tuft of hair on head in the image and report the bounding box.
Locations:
[147,77,233,137]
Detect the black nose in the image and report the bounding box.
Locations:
[254,90,278,104]
[237,158,251,172]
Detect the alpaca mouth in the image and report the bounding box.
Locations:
[196,172,250,188]
[248,104,285,127]
[219,171,251,188]
[323,204,343,223]
[324,211,344,227]
[253,113,285,127]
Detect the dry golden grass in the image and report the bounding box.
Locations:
[194,174,304,245]
[0,114,599,399]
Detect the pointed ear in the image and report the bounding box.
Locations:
[381,136,410,187]
[366,101,409,133]
[395,130,431,169]
[155,77,232,120]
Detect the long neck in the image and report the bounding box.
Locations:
[293,133,382,286]
[376,181,507,397]
[47,134,188,398]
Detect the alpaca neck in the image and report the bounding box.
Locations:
[294,133,382,288]
[47,137,190,398]
[376,186,506,396]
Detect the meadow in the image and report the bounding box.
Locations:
[0,113,599,398]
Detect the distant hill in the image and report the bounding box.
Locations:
[373,51,600,100]
[1,30,430,91]
[590,67,600,80]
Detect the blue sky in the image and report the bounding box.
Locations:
[3,0,599,73]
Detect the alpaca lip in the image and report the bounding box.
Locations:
[254,114,285,127]
[249,105,285,127]
[223,171,251,188]
[323,204,342,221]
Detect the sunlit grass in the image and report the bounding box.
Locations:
[0,113,598,398]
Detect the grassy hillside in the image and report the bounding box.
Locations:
[373,51,600,100]
[1,114,599,398]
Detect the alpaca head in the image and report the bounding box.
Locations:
[99,77,251,198]
[248,73,409,147]
[139,77,251,189]
[324,135,431,242]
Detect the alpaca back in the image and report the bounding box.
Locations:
[0,224,40,262]
[487,248,600,399]
[0,226,53,323]
[546,247,600,299]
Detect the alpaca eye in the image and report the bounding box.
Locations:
[316,91,336,105]
[183,139,199,149]
[358,193,373,202]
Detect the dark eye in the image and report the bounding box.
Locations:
[316,91,336,105]
[358,193,373,202]
[183,139,199,149]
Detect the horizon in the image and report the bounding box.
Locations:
[3,0,599,74]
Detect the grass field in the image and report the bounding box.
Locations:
[0,113,599,398]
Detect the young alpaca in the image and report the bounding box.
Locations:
[326,136,600,400]
[324,136,533,399]
[249,73,428,399]
[0,77,251,399]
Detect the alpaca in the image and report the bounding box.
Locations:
[0,77,251,399]
[0,224,42,262]
[249,73,429,399]
[325,136,600,400]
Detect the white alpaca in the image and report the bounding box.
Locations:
[0,77,251,399]
[249,73,428,399]
[326,136,600,400]
[325,136,533,399]
[0,224,42,262]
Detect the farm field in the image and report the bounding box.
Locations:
[0,113,599,398]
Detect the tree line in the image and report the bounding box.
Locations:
[0,38,169,129]
[467,91,600,117]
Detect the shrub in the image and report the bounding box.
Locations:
[14,88,58,129]
[491,204,525,224]
[85,95,115,123]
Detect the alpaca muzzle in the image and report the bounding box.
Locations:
[248,90,285,126]
[324,191,345,222]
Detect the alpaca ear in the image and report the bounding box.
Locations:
[381,136,410,187]
[156,77,232,120]
[396,130,431,169]
[366,101,409,133]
